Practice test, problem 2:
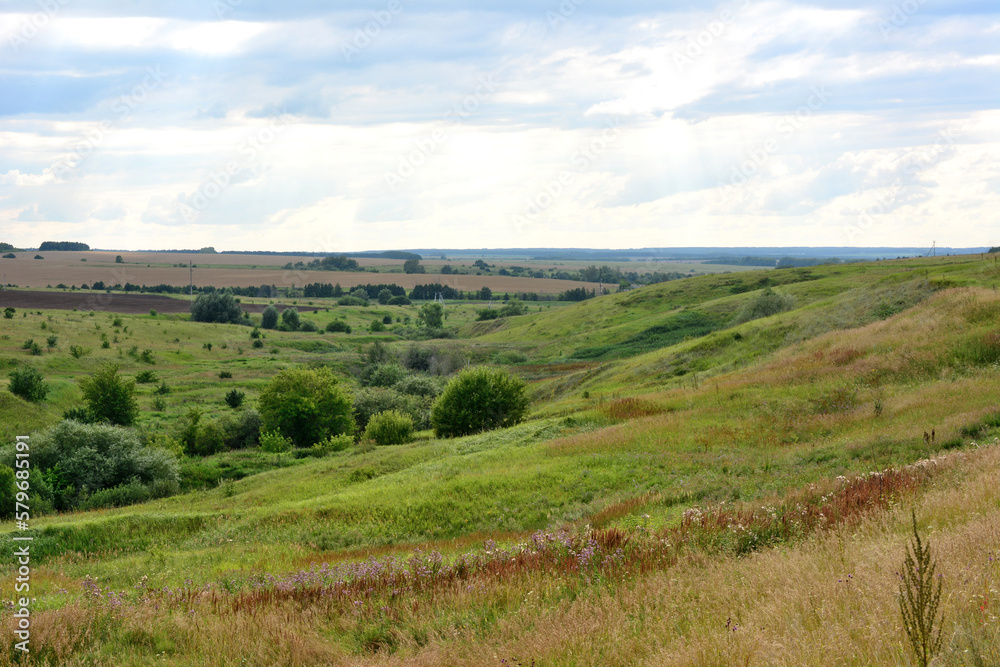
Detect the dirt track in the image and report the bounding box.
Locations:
[0,290,316,314]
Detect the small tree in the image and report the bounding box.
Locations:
[78,363,139,426]
[430,366,529,437]
[420,302,444,328]
[261,305,279,330]
[280,307,300,330]
[377,289,393,305]
[8,367,49,403]
[403,258,424,274]
[257,367,354,447]
[225,389,246,409]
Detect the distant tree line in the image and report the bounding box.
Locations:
[38,241,90,251]
[704,256,845,268]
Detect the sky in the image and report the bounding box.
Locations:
[0,1,997,253]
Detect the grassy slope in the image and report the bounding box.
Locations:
[2,254,1000,664]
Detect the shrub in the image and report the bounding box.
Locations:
[362,362,408,388]
[430,366,530,437]
[420,303,444,328]
[190,291,245,324]
[394,374,442,397]
[299,319,318,332]
[0,420,180,511]
[8,366,49,402]
[731,287,795,325]
[369,320,386,333]
[62,407,93,423]
[78,363,139,426]
[377,289,393,305]
[250,327,262,339]
[338,295,368,307]
[326,320,352,334]
[192,420,227,456]
[261,305,279,329]
[21,339,33,350]
[252,339,264,349]
[257,367,354,447]
[491,350,528,365]
[46,335,57,349]
[280,307,300,330]
[387,295,411,306]
[154,381,171,395]
[353,386,431,432]
[223,409,261,449]
[364,410,414,445]
[3,307,14,319]
[0,466,15,519]
[219,370,233,379]
[225,388,246,409]
[403,345,433,371]
[69,345,89,359]
[135,370,158,384]
[260,429,292,453]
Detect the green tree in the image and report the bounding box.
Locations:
[8,366,49,402]
[190,291,244,324]
[403,258,425,274]
[261,305,279,329]
[257,367,354,447]
[115,255,124,263]
[78,363,139,426]
[377,288,393,305]
[280,307,300,330]
[420,302,444,328]
[430,366,529,437]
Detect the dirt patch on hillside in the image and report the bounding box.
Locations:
[0,290,317,315]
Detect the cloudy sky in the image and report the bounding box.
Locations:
[0,1,997,252]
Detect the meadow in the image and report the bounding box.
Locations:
[0,253,999,665]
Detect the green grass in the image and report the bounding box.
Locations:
[4,254,1000,663]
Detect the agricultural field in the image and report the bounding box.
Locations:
[0,250,742,295]
[1,253,999,665]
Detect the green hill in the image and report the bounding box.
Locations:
[2,254,1000,665]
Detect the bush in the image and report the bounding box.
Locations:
[378,289,393,304]
[364,410,414,445]
[69,345,89,359]
[78,363,139,426]
[250,327,262,339]
[387,295,411,306]
[299,319,318,332]
[224,409,262,449]
[252,339,265,349]
[338,295,368,307]
[261,305,279,329]
[192,420,227,456]
[430,366,530,437]
[492,350,528,365]
[8,366,49,402]
[260,429,292,453]
[403,345,433,371]
[369,320,386,333]
[219,370,233,379]
[135,370,158,384]
[353,386,430,432]
[257,367,354,447]
[731,287,795,325]
[394,374,442,397]
[0,420,180,511]
[3,307,14,319]
[362,362,408,388]
[0,466,16,519]
[326,320,352,334]
[190,291,245,324]
[225,388,246,409]
[420,303,444,328]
